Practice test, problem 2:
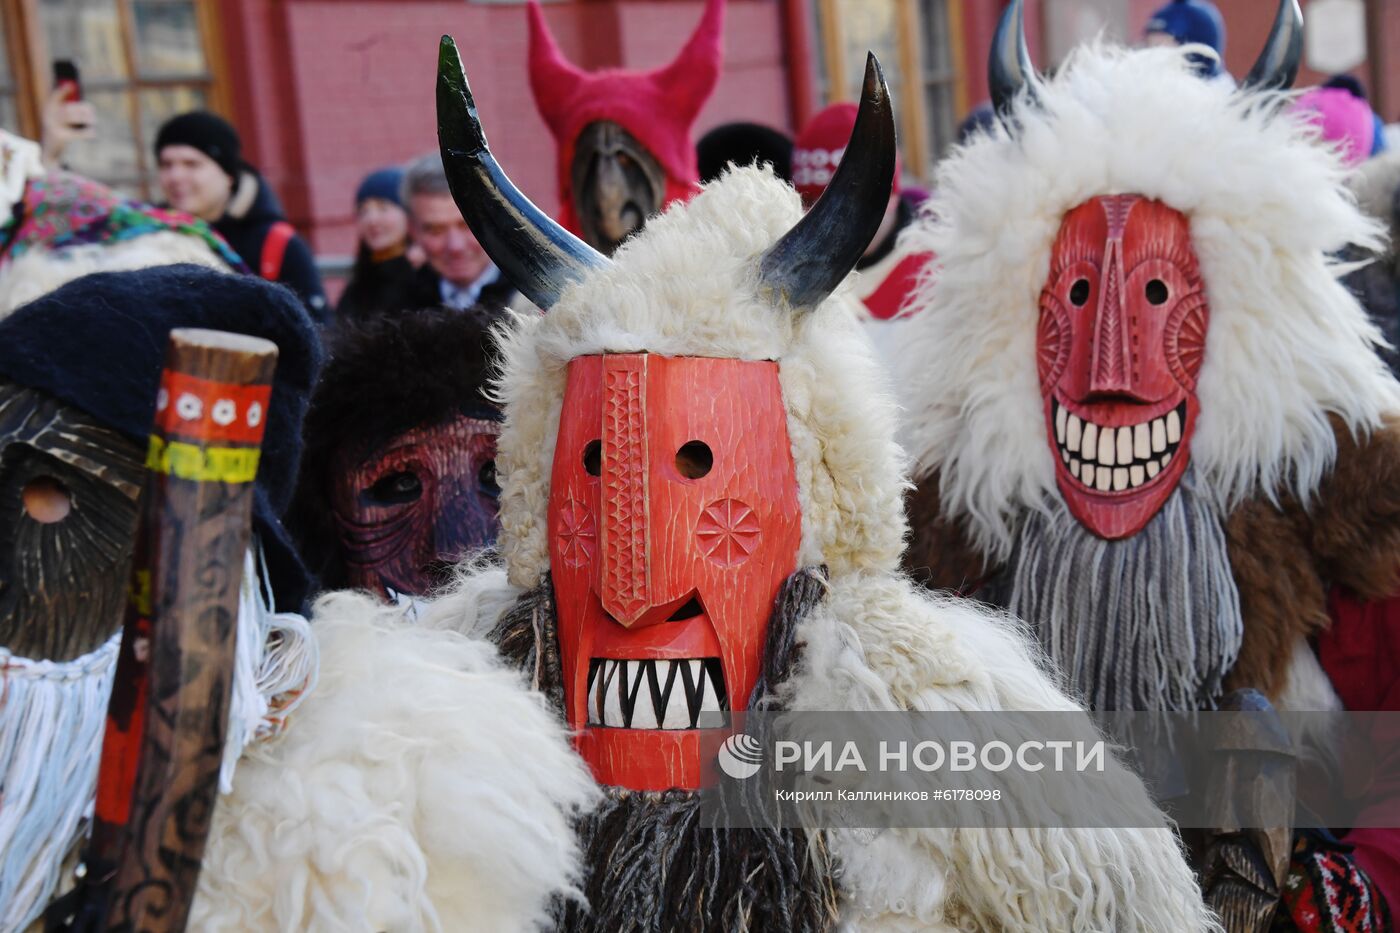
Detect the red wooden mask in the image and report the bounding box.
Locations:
[1037,195,1209,539]
[330,414,501,597]
[548,354,802,791]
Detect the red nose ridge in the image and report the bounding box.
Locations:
[599,354,652,625]
[1090,238,1132,395]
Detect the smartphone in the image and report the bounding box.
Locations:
[53,60,82,102]
[52,60,91,132]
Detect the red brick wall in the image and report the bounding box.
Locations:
[219,0,791,256]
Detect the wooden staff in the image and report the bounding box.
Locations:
[65,328,278,932]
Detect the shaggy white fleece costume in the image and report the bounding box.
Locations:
[427,165,1217,931]
[191,592,596,932]
[895,42,1400,562]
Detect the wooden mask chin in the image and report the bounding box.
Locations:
[570,121,668,257]
[0,381,144,660]
[547,353,803,792]
[329,413,502,599]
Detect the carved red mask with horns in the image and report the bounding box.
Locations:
[548,353,801,791]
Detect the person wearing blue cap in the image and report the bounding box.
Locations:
[1144,0,1227,78]
[336,164,419,321]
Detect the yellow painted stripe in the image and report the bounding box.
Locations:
[145,436,261,483]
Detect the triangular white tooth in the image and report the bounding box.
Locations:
[1152,418,1166,453]
[697,666,725,728]
[1082,422,1098,461]
[1116,426,1132,466]
[1134,423,1150,460]
[1113,467,1128,491]
[1162,451,1173,467]
[1067,413,1082,451]
[587,668,601,725]
[1147,459,1161,478]
[1070,459,1081,479]
[1055,403,1067,444]
[629,661,659,729]
[1082,463,1095,487]
[604,660,624,728]
[1098,425,1115,466]
[661,661,692,730]
[1167,409,1181,443]
[1095,466,1111,492]
[1062,448,1070,464]
[1130,464,1145,487]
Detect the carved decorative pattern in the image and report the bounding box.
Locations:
[1036,296,1070,391]
[602,362,649,620]
[1167,294,1209,389]
[556,496,597,568]
[696,498,761,566]
[1095,244,1126,388]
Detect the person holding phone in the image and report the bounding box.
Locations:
[39,60,96,169]
[154,110,328,323]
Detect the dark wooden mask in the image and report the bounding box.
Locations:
[570,121,667,257]
[0,381,144,660]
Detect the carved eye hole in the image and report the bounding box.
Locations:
[1069,278,1091,307]
[367,470,422,505]
[1146,279,1170,306]
[479,460,500,499]
[675,441,713,480]
[583,439,602,477]
[22,476,71,524]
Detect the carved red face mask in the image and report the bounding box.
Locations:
[549,354,801,791]
[1037,195,1208,539]
[330,414,501,597]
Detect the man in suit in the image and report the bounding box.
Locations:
[401,152,517,312]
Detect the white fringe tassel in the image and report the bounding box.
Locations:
[0,633,119,932]
[222,545,319,793]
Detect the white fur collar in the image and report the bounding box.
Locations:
[896,43,1400,559]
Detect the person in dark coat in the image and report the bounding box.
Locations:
[335,166,419,321]
[400,152,516,312]
[155,111,328,322]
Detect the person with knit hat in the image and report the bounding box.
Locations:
[790,100,932,359]
[155,111,327,322]
[335,164,420,321]
[1144,0,1227,78]
[0,128,241,315]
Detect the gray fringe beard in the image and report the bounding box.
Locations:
[982,469,1243,712]
[490,568,840,933]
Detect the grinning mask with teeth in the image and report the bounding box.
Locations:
[438,34,899,792]
[1038,195,1208,539]
[549,354,801,791]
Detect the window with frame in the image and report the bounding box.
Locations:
[812,0,965,183]
[4,0,225,199]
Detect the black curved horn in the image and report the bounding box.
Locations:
[437,35,608,310]
[1241,0,1303,91]
[757,53,896,315]
[989,0,1042,120]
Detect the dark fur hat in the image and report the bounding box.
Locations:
[291,306,501,588]
[0,264,322,610]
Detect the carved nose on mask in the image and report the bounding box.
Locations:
[1089,238,1132,396]
[597,354,652,627]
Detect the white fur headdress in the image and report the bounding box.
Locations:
[896,41,1400,558]
[492,165,909,585]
